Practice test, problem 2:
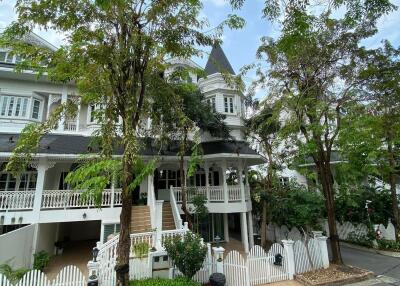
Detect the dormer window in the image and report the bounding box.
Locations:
[224,96,234,113]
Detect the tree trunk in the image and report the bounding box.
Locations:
[260,200,268,248]
[180,133,193,229]
[388,140,399,240]
[116,159,133,286]
[317,159,343,264]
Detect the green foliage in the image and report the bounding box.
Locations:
[33,251,51,271]
[191,194,209,234]
[335,186,393,224]
[130,277,200,286]
[163,232,207,279]
[269,183,325,229]
[0,264,29,284]
[132,242,150,259]
[347,231,374,248]
[377,239,400,252]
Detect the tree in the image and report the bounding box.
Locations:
[340,41,400,239]
[0,1,243,285]
[154,82,230,229]
[246,105,280,248]
[250,5,398,263]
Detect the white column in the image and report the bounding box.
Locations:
[57,86,68,132]
[223,213,230,242]
[75,98,81,132]
[110,181,115,208]
[282,240,295,279]
[32,159,54,222]
[204,161,210,201]
[221,160,228,203]
[317,236,330,269]
[240,212,249,253]
[247,211,254,249]
[238,162,245,202]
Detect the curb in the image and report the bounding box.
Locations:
[340,242,400,258]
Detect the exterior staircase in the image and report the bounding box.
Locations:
[162,202,176,230]
[130,205,152,233]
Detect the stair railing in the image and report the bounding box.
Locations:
[170,186,183,229]
[147,175,156,229]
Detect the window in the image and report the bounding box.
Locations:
[0,172,37,191]
[103,224,120,243]
[58,172,70,190]
[157,170,181,189]
[224,96,234,113]
[32,99,41,119]
[206,97,216,112]
[0,51,22,64]
[0,96,30,118]
[279,176,289,186]
[0,52,6,62]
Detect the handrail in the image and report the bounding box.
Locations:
[147,176,156,229]
[170,186,183,229]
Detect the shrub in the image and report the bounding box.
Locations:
[132,242,150,258]
[163,232,207,279]
[346,231,374,248]
[33,251,51,271]
[130,277,200,285]
[0,264,29,283]
[377,239,400,252]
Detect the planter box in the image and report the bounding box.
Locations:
[295,266,374,286]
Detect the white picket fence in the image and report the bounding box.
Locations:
[0,265,86,286]
[256,219,396,244]
[247,244,290,285]
[264,223,305,242]
[293,239,324,274]
[321,220,396,241]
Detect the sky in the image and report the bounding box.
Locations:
[1,0,400,97]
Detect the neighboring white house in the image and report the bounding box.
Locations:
[0,35,265,260]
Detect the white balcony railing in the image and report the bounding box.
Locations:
[64,121,77,131]
[171,185,248,203]
[0,190,35,210]
[41,189,122,209]
[228,185,241,201]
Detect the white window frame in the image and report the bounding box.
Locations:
[0,171,37,192]
[87,104,103,125]
[206,97,216,112]
[224,95,234,114]
[0,93,43,121]
[0,50,19,64]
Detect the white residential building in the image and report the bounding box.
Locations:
[0,35,265,261]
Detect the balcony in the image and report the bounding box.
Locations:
[171,185,251,203]
[41,189,122,209]
[0,189,122,211]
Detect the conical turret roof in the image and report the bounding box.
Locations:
[204,43,235,76]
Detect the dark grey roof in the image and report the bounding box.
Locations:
[204,43,235,76]
[0,133,261,157]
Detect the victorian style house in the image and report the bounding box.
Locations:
[0,34,265,257]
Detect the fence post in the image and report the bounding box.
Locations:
[212,246,225,274]
[282,240,295,280]
[316,236,329,269]
[207,243,213,277]
[87,260,100,285]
